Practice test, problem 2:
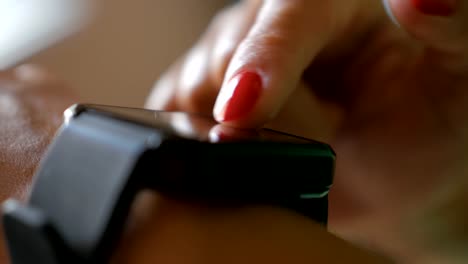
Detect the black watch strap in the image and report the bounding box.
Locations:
[2,106,334,264]
[4,113,161,263]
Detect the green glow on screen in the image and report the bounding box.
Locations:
[300,192,328,199]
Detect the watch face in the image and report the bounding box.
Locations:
[65,104,335,209]
[66,104,332,147]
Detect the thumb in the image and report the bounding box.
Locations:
[386,0,468,72]
[213,0,355,128]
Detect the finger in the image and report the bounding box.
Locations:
[176,1,261,114]
[145,57,184,111]
[175,39,218,113]
[209,0,263,85]
[146,1,259,114]
[213,0,358,128]
[386,0,468,72]
[145,20,217,112]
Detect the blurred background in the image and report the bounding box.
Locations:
[27,0,229,108]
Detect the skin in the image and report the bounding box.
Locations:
[1,0,468,263]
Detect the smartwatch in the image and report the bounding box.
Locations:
[2,104,335,264]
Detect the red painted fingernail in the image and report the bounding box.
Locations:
[216,71,263,122]
[412,0,457,16]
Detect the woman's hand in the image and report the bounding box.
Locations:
[146,0,468,262]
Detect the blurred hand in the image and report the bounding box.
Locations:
[146,0,468,262]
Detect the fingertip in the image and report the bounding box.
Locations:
[213,1,339,128]
[213,70,264,126]
[176,47,221,114]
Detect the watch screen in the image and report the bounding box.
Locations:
[69,104,328,147]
